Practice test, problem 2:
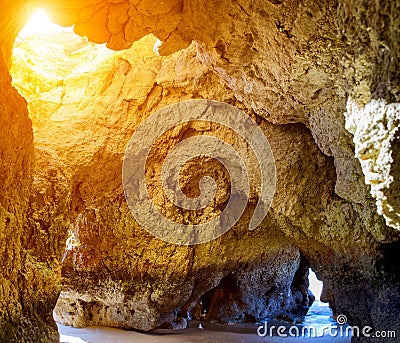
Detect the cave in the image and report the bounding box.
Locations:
[1,1,399,342]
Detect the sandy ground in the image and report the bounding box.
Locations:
[59,323,351,343]
[58,288,352,343]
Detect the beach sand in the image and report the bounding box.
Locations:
[59,301,351,343]
[59,322,351,343]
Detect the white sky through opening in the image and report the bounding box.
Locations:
[18,9,73,40]
[309,268,323,301]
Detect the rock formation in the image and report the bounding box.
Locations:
[0,0,399,342]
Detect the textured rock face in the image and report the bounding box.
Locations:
[0,0,399,342]
[40,0,188,53]
[0,2,70,342]
[345,99,400,231]
[196,247,313,324]
[12,32,322,330]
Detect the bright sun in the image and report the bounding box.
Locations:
[18,9,72,39]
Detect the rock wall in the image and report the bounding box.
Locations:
[0,2,69,342]
[0,0,399,342]
[12,32,322,331]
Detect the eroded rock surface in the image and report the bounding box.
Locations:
[0,2,71,342]
[345,98,400,231]
[0,0,399,342]
[12,32,322,330]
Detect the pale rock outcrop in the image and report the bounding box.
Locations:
[345,98,400,230]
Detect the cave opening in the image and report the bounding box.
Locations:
[305,268,338,333]
[308,268,322,302]
[17,9,73,39]
[2,1,400,342]
[9,7,350,343]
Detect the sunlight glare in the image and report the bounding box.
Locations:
[18,9,72,39]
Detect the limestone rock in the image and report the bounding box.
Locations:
[0,0,399,342]
[0,3,68,340]
[195,247,313,324]
[10,26,390,336]
[12,31,322,330]
[345,98,400,231]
